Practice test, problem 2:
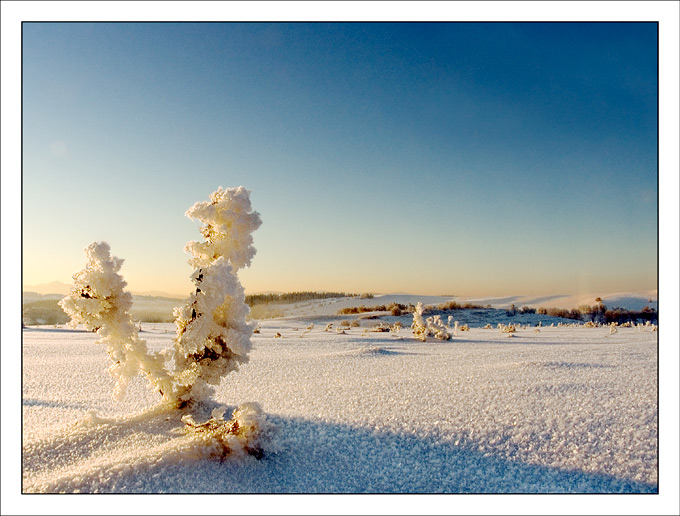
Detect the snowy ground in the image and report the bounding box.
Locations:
[22,316,660,497]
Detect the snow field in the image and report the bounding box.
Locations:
[22,321,657,493]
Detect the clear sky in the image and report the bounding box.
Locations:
[21,21,659,297]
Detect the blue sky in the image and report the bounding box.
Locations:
[22,22,658,297]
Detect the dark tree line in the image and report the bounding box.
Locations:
[338,302,412,316]
[245,291,366,307]
[537,303,657,324]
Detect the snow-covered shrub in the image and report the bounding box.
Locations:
[430,315,452,340]
[60,187,273,460]
[298,323,314,337]
[183,186,262,271]
[59,188,262,410]
[411,303,452,341]
[500,324,517,333]
[411,302,429,341]
[171,186,262,408]
[59,242,174,401]
[181,402,274,460]
[171,258,255,406]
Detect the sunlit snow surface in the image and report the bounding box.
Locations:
[22,320,657,493]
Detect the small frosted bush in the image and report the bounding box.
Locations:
[60,187,271,459]
[59,242,174,401]
[411,302,428,341]
[171,186,262,407]
[172,258,255,406]
[298,323,314,337]
[183,186,261,271]
[411,302,452,341]
[182,402,274,459]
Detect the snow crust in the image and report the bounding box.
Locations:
[23,318,658,494]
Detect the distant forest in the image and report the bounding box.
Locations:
[245,291,370,307]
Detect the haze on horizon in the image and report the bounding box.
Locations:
[21,22,658,299]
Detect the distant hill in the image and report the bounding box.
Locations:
[462,291,658,312]
[23,281,185,299]
[21,282,658,325]
[275,291,658,319]
[22,281,72,296]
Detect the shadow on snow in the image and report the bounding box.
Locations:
[23,398,91,410]
[67,413,657,494]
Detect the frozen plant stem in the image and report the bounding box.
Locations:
[171,186,262,408]
[411,302,452,341]
[59,242,174,401]
[60,187,270,460]
[169,186,270,459]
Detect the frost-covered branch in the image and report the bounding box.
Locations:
[59,242,174,401]
[59,188,272,459]
[181,402,274,460]
[411,302,453,341]
[171,258,255,406]
[170,186,262,408]
[183,186,262,270]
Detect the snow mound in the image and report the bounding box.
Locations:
[340,345,411,357]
